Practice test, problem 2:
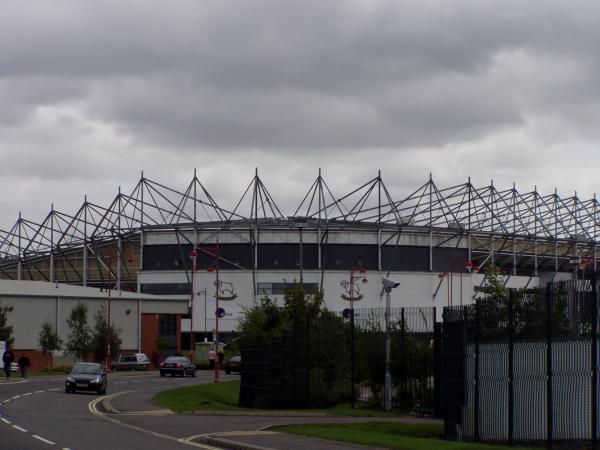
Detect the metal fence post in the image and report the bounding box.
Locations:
[508,291,515,445]
[592,272,598,450]
[474,299,480,442]
[400,307,406,411]
[546,284,553,449]
[351,308,355,409]
[434,307,442,418]
[306,315,310,408]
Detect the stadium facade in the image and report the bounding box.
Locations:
[0,170,597,344]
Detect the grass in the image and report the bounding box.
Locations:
[154,380,401,416]
[154,382,533,449]
[154,380,245,412]
[275,422,534,450]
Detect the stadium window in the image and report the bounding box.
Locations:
[381,246,429,271]
[140,283,190,295]
[257,243,318,270]
[322,245,378,270]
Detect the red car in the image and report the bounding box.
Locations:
[224,356,241,374]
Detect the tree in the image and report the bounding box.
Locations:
[38,320,62,369]
[66,303,92,361]
[238,282,350,407]
[0,303,14,347]
[91,305,122,362]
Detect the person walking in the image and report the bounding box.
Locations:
[3,347,15,379]
[208,348,216,370]
[217,350,224,369]
[18,353,30,378]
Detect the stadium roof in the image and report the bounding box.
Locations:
[1,170,598,262]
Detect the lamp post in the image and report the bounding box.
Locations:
[382,277,400,411]
[347,266,367,408]
[189,248,198,361]
[106,253,113,370]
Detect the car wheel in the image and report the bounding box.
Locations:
[225,369,231,375]
[65,387,70,393]
[160,371,165,377]
[192,370,196,378]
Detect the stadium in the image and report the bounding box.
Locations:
[0,170,597,352]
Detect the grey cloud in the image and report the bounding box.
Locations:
[2,0,600,227]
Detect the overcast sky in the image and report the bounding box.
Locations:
[1,0,600,229]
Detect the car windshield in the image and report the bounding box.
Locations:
[165,357,184,363]
[229,356,241,362]
[71,364,101,375]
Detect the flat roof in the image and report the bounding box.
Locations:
[0,280,184,302]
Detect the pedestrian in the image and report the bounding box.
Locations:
[2,347,15,379]
[208,348,216,370]
[217,350,224,369]
[18,353,30,378]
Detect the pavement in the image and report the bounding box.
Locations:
[99,381,441,450]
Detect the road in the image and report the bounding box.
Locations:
[0,370,438,449]
[0,370,222,450]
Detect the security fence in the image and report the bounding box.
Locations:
[239,306,437,414]
[442,278,599,449]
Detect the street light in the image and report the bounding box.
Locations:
[189,248,198,361]
[382,276,400,411]
[197,240,222,383]
[341,266,367,409]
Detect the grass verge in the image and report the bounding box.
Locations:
[154,380,399,416]
[275,422,533,450]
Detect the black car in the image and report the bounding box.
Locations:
[160,356,196,377]
[224,355,241,374]
[65,363,107,394]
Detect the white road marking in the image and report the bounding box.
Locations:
[23,392,32,396]
[13,425,27,432]
[3,399,11,403]
[114,381,127,384]
[35,390,44,394]
[12,395,21,399]
[49,388,59,391]
[32,435,56,445]
[1,418,11,424]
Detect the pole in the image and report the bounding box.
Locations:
[214,238,220,383]
[189,248,198,360]
[204,288,208,342]
[384,288,392,410]
[106,253,113,370]
[190,261,195,361]
[350,267,355,408]
[592,271,598,450]
[508,291,515,445]
[546,283,554,449]
[299,225,303,284]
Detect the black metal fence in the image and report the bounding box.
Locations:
[240,306,437,414]
[442,278,599,449]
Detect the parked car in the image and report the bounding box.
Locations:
[65,362,107,395]
[159,356,196,377]
[110,353,150,371]
[224,355,241,374]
